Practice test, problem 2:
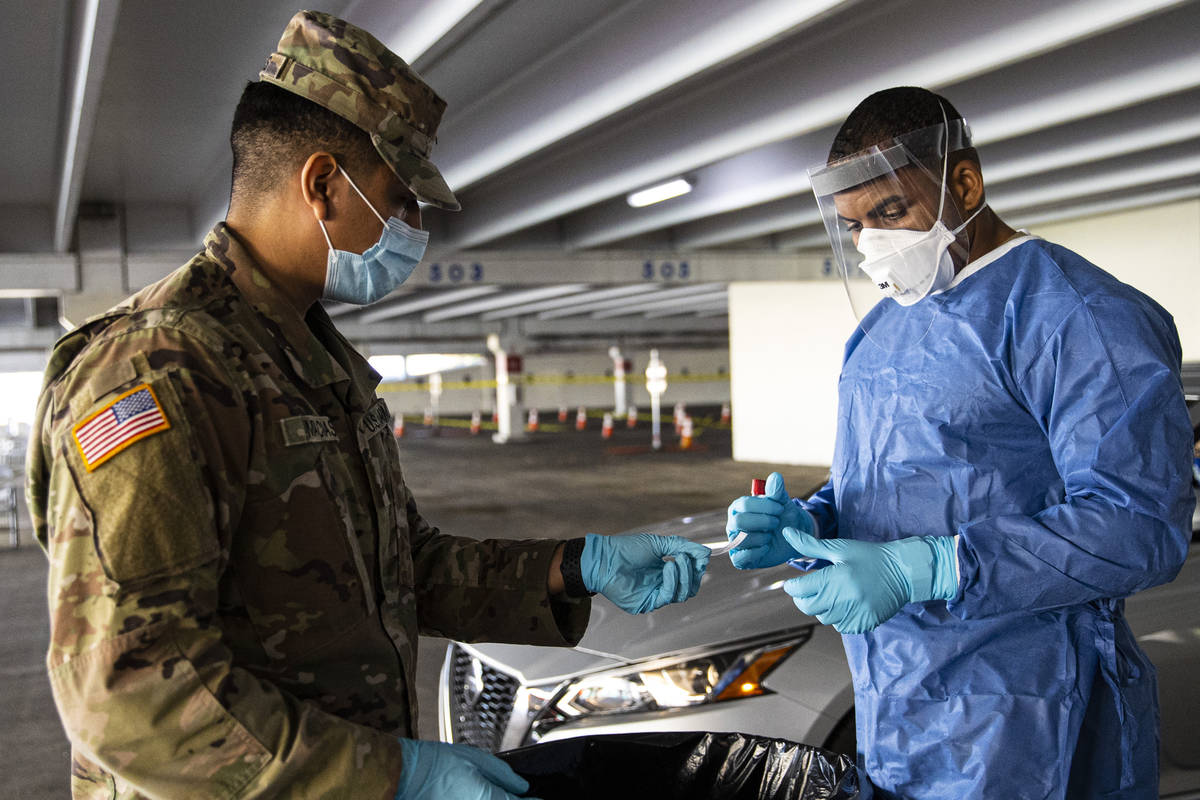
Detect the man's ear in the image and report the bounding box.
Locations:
[300,152,339,222]
[949,158,986,216]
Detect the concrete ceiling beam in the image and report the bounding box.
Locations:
[444,0,1189,250]
[53,0,121,252]
[565,46,1200,250]
[0,254,79,296]
[434,0,854,192]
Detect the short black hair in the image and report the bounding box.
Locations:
[229,81,382,209]
[828,86,979,168]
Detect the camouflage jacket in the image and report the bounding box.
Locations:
[26,224,589,799]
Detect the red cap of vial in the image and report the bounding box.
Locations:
[751,478,767,496]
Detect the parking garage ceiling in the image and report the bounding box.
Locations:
[2,0,1199,353]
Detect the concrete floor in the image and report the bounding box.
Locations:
[1,412,828,797]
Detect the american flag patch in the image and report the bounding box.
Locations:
[73,384,171,471]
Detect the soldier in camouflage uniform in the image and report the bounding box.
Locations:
[26,11,711,799]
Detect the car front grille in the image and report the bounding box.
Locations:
[447,644,520,753]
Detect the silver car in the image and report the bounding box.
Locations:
[440,501,1200,798]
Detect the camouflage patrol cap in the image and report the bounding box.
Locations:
[259,10,460,211]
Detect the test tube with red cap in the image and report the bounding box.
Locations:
[750,475,830,572]
[717,481,763,553]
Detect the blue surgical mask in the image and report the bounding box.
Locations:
[317,167,429,305]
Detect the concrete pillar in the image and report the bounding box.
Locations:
[608,345,628,416]
[645,349,667,451]
[487,334,526,444]
[428,373,442,428]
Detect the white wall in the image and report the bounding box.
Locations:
[1029,198,1200,361]
[728,281,856,466]
[727,198,1200,467]
[378,347,731,417]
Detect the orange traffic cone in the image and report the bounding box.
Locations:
[680,416,694,450]
[492,409,499,423]
[720,402,731,424]
[601,412,614,439]
[470,410,482,435]
[626,405,638,428]
[575,406,587,431]
[423,407,434,426]
[393,416,405,438]
[527,408,540,432]
[557,406,569,423]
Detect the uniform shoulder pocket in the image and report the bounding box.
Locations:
[67,370,218,583]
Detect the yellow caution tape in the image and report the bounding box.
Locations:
[380,372,730,391]
[394,411,730,432]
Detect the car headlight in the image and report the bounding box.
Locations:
[525,628,812,742]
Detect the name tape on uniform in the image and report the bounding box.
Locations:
[280,415,338,447]
[72,384,171,471]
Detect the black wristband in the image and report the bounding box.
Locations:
[560,537,594,598]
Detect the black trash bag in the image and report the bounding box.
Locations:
[499,731,869,800]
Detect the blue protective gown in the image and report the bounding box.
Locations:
[801,237,1194,799]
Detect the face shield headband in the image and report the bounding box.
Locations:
[808,114,974,199]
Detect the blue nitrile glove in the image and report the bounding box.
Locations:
[394,738,539,800]
[725,471,816,569]
[581,532,712,614]
[780,528,959,635]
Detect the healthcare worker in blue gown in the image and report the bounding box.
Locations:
[726,87,1195,799]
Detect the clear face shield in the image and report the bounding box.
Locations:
[807,117,981,350]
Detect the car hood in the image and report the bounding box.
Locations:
[463,509,1200,687]
[464,510,812,685]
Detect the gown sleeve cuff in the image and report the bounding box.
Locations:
[929,534,962,602]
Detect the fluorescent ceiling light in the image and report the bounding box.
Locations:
[627,179,693,208]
